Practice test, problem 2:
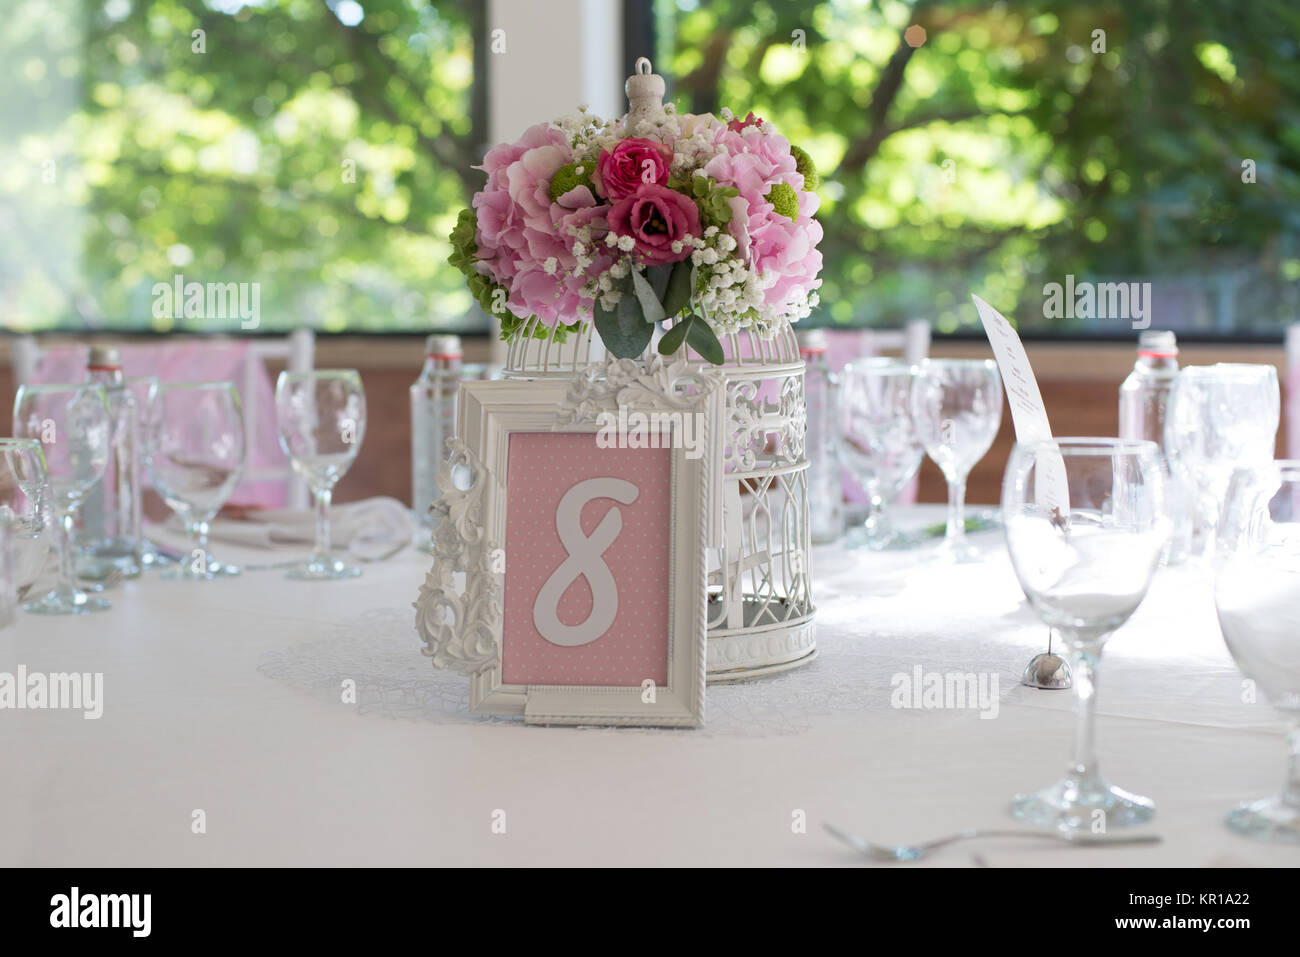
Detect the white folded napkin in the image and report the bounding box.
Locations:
[198,496,413,559]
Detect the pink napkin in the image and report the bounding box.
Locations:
[29,342,288,507]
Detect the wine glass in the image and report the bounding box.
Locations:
[1214,461,1300,842]
[1002,438,1169,831]
[838,359,925,550]
[13,383,112,613]
[0,438,53,602]
[910,358,1003,561]
[1166,363,1279,558]
[127,376,170,567]
[274,370,367,580]
[146,382,246,581]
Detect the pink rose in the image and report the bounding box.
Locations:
[608,184,700,266]
[593,137,673,200]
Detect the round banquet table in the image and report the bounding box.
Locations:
[1,507,1294,867]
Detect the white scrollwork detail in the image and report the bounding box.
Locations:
[723,373,806,474]
[554,355,723,428]
[413,438,503,675]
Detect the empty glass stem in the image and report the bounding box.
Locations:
[56,508,78,592]
[863,493,891,541]
[185,518,210,569]
[1284,722,1300,809]
[314,486,332,559]
[945,476,967,545]
[1067,646,1103,791]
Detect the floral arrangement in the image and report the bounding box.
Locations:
[448,98,823,365]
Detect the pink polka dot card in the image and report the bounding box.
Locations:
[414,365,722,727]
[500,432,672,688]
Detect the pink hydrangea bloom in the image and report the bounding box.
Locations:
[700,124,823,312]
[472,122,599,326]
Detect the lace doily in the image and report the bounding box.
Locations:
[257,605,907,737]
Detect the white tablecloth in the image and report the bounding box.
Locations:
[2,509,1294,866]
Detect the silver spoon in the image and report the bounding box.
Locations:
[824,821,1161,862]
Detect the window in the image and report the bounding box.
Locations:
[654,0,1300,338]
[1,0,485,334]
[5,1,1297,340]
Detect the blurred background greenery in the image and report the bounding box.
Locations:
[2,0,1298,337]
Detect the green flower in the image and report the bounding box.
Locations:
[766,182,800,221]
[790,144,819,192]
[547,162,593,203]
[669,173,739,228]
[448,207,507,319]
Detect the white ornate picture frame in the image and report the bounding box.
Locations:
[414,356,722,727]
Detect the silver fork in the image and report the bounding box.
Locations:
[824,821,1161,862]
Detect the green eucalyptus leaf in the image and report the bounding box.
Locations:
[656,314,692,356]
[661,259,694,318]
[630,268,666,324]
[645,263,672,302]
[685,315,726,365]
[594,282,654,359]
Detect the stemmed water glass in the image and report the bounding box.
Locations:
[1003,438,1169,831]
[146,382,246,581]
[13,384,112,613]
[0,438,53,603]
[127,376,170,567]
[1165,363,1279,558]
[274,369,367,580]
[838,360,925,550]
[1214,461,1300,842]
[910,359,1003,561]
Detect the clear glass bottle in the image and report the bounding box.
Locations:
[798,329,843,544]
[411,334,463,552]
[77,346,143,578]
[1118,330,1189,564]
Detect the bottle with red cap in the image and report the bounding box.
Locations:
[410,335,462,552]
[78,345,143,579]
[1119,329,1189,564]
[1119,330,1179,445]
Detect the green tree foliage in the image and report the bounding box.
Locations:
[3,0,1298,335]
[660,0,1300,333]
[2,0,481,332]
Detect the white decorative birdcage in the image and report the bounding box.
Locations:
[704,324,815,680]
[501,318,603,378]
[501,319,816,681]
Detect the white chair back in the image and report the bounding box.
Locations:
[857,318,932,365]
[245,329,315,509]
